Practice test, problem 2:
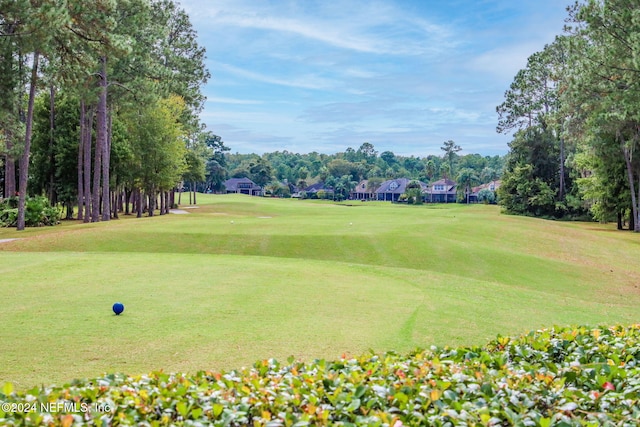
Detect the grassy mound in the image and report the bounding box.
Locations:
[1,325,638,426]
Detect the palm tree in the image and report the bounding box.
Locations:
[440,163,451,180]
[265,182,281,197]
[333,175,357,201]
[297,167,309,186]
[367,177,384,200]
[441,140,461,178]
[424,159,438,182]
[480,167,500,184]
[457,168,480,204]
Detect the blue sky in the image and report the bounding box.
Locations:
[179,0,572,156]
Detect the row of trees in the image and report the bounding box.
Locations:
[497,0,640,231]
[214,141,504,200]
[0,0,220,229]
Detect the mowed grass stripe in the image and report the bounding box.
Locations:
[1,252,637,390]
[1,198,630,300]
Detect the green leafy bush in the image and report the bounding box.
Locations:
[477,188,496,204]
[403,187,424,205]
[0,196,61,227]
[0,325,638,426]
[0,207,18,228]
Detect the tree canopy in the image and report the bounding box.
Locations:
[497,0,640,230]
[1,0,210,226]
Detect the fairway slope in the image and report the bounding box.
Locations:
[1,195,638,388]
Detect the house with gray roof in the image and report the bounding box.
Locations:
[303,182,334,199]
[425,178,457,203]
[224,178,263,196]
[470,180,501,203]
[375,178,429,202]
[351,180,375,200]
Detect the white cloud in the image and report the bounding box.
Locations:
[344,68,381,79]
[200,110,297,126]
[189,0,455,56]
[469,42,549,82]
[211,62,338,91]
[206,97,264,105]
[213,13,386,54]
[177,0,572,156]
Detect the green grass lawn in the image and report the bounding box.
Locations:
[1,194,638,390]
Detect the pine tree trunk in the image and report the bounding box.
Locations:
[136,189,142,218]
[17,52,39,231]
[159,191,165,215]
[559,137,565,201]
[77,101,85,220]
[91,102,102,223]
[637,176,640,232]
[99,57,110,222]
[111,191,119,219]
[83,104,93,223]
[617,211,623,230]
[48,84,56,204]
[125,188,132,215]
[148,189,155,217]
[4,136,16,198]
[623,145,639,232]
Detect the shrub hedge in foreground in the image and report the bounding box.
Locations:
[1,325,638,426]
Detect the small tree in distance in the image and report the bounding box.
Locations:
[404,180,424,205]
[441,140,462,179]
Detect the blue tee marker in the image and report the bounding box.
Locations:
[112,302,124,315]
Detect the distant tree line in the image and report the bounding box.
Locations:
[209,141,505,201]
[497,0,640,231]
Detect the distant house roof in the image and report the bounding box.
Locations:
[472,180,501,195]
[304,182,333,193]
[376,178,428,194]
[430,178,456,187]
[355,180,370,191]
[224,177,261,192]
[351,180,377,194]
[428,178,456,193]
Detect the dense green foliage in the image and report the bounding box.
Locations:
[222,144,504,197]
[477,188,496,204]
[0,196,60,227]
[498,1,640,229]
[0,0,210,226]
[496,36,584,219]
[1,324,637,426]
